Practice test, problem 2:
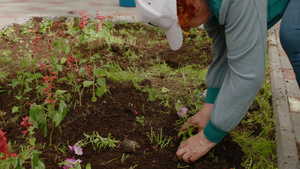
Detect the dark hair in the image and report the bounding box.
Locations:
[177,0,198,27]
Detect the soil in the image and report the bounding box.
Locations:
[0,17,245,168]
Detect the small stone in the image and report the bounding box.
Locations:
[121,139,141,153]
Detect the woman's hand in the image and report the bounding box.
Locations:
[176,130,217,163]
[178,103,213,134]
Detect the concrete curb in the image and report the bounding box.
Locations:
[268,27,299,169]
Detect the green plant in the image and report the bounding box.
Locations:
[40,17,54,33]
[9,71,43,114]
[147,127,173,149]
[76,132,120,151]
[64,17,80,35]
[136,116,146,127]
[80,55,107,102]
[0,132,45,169]
[121,153,130,164]
[177,124,196,144]
[129,164,138,169]
[124,49,139,60]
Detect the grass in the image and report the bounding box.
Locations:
[231,55,277,168]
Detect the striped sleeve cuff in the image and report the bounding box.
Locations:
[204,87,220,104]
[203,119,228,143]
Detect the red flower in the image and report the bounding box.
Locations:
[0,129,18,160]
[20,116,33,135]
[53,21,60,28]
[95,11,106,21]
[131,108,138,115]
[79,11,89,29]
[21,130,29,135]
[84,65,93,77]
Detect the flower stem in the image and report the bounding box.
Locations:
[49,122,55,146]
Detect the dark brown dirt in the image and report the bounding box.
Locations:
[0,17,245,168]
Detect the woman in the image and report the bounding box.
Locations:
[134,0,290,163]
[176,0,290,163]
[176,0,270,163]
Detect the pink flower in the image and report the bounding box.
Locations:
[69,145,83,155]
[63,158,82,169]
[177,106,188,118]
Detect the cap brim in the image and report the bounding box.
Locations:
[165,20,183,50]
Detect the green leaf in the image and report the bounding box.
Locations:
[79,67,87,75]
[83,81,94,87]
[29,107,37,125]
[25,77,33,83]
[55,90,67,95]
[86,163,91,169]
[29,105,46,129]
[91,96,97,102]
[37,86,44,95]
[53,100,67,126]
[56,64,63,72]
[53,58,59,64]
[24,87,33,93]
[41,118,47,137]
[57,77,68,82]
[32,73,43,80]
[11,79,20,88]
[32,154,46,169]
[15,95,22,100]
[12,106,19,113]
[61,57,67,64]
[79,59,88,65]
[94,53,100,58]
[95,68,106,77]
[53,42,59,48]
[13,156,22,169]
[90,56,95,63]
[75,162,82,169]
[96,86,106,97]
[59,100,67,113]
[161,87,170,93]
[64,45,71,55]
[29,137,36,147]
[53,111,63,126]
[97,77,106,87]
[0,72,6,79]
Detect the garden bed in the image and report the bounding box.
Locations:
[0,13,275,169]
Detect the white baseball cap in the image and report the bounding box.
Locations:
[135,0,183,50]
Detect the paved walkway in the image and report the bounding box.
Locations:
[0,0,299,168]
[0,0,139,28]
[268,22,300,169]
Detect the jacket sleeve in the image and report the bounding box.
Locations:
[203,0,268,143]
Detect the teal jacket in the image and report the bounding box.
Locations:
[208,0,290,29]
